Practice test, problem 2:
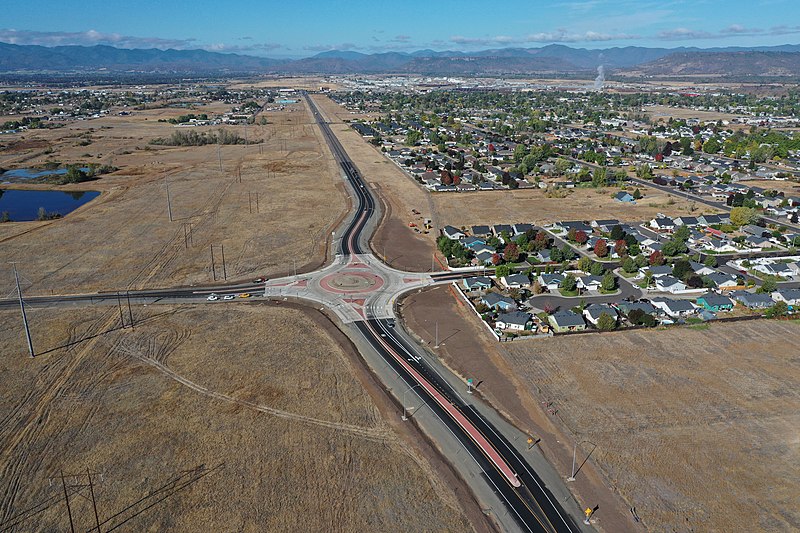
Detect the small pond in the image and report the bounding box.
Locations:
[1,167,91,182]
[0,189,100,222]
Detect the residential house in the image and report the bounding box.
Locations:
[501,273,531,289]
[536,249,552,263]
[442,225,465,240]
[538,273,565,291]
[651,297,697,317]
[742,225,771,238]
[462,276,493,291]
[697,294,734,312]
[493,224,514,238]
[577,275,603,291]
[495,311,532,331]
[582,303,618,326]
[755,262,793,278]
[644,265,674,278]
[512,223,534,236]
[618,301,657,316]
[705,271,740,289]
[615,191,635,203]
[771,288,800,308]
[548,310,586,332]
[462,236,486,250]
[471,225,492,238]
[655,275,688,293]
[650,217,675,232]
[689,261,717,276]
[473,251,496,266]
[480,293,518,312]
[730,290,775,309]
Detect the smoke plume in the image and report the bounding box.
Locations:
[594,65,605,91]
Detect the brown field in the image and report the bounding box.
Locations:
[0,302,474,532]
[503,321,800,532]
[402,285,800,532]
[739,179,800,194]
[430,185,720,229]
[311,94,438,271]
[644,104,745,124]
[0,97,345,296]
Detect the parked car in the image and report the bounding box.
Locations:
[206,294,219,301]
[223,294,236,301]
[239,293,251,299]
[253,277,267,283]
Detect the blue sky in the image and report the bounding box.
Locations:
[1,0,799,57]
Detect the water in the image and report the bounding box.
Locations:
[1,167,91,181]
[0,189,100,222]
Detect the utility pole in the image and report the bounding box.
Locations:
[255,192,259,213]
[210,245,217,281]
[11,263,34,358]
[220,244,227,280]
[218,145,223,172]
[165,174,173,222]
[126,291,134,329]
[568,441,577,481]
[434,321,439,348]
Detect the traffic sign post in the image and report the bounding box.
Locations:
[584,507,593,525]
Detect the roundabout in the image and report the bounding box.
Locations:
[319,270,385,294]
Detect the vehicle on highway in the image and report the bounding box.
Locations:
[206,294,219,301]
[238,293,251,298]
[253,277,267,283]
[223,294,236,301]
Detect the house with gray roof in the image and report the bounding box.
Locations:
[548,310,586,332]
[697,293,734,312]
[538,273,565,290]
[650,297,697,317]
[771,288,800,307]
[495,311,532,331]
[582,303,618,326]
[730,290,774,309]
[480,293,517,312]
[618,301,656,316]
[462,276,493,291]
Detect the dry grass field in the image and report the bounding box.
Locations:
[739,179,800,195]
[644,104,746,123]
[0,302,474,532]
[503,321,800,532]
[0,97,345,296]
[430,185,720,229]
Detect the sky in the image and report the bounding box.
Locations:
[1,0,799,58]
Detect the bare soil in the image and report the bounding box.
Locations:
[431,186,722,229]
[0,302,475,532]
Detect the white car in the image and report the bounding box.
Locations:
[206,294,219,301]
[223,294,236,301]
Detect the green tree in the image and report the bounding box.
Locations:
[596,313,616,331]
[765,301,789,318]
[672,259,693,281]
[704,255,717,268]
[601,271,616,291]
[622,256,637,273]
[560,273,577,292]
[730,206,758,227]
[757,278,777,294]
[577,256,592,272]
[590,261,605,276]
[591,167,607,188]
[495,263,512,279]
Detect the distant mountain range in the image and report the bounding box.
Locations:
[1,41,800,78]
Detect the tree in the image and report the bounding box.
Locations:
[531,280,544,295]
[594,240,608,258]
[549,246,563,263]
[577,256,592,272]
[495,263,512,279]
[704,255,717,268]
[730,206,758,227]
[601,271,616,291]
[632,188,642,200]
[567,228,578,242]
[685,274,704,288]
[560,274,577,292]
[649,250,665,266]
[491,253,502,266]
[591,167,607,188]
[757,278,777,294]
[610,224,625,241]
[503,243,520,263]
[672,259,693,281]
[765,301,789,318]
[622,256,637,273]
[590,261,605,276]
[596,313,616,331]
[574,230,588,244]
[555,157,571,175]
[614,239,627,257]
[404,130,422,146]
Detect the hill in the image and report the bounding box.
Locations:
[622,51,800,77]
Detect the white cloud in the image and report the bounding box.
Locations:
[0,28,196,49]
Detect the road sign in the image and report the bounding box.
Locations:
[585,508,593,517]
[467,378,474,384]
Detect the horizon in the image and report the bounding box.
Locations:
[2,0,800,59]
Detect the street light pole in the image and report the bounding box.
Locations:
[567,441,577,481]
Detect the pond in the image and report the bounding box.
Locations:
[1,167,91,182]
[0,189,100,222]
